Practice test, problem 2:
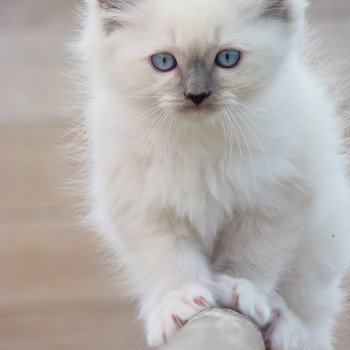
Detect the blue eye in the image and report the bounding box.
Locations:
[151,53,177,72]
[215,49,241,69]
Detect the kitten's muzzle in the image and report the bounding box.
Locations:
[185,92,211,105]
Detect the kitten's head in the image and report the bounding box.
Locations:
[85,0,306,119]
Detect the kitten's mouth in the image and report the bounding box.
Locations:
[180,103,218,116]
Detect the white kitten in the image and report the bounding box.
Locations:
[78,0,350,349]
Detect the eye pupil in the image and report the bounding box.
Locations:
[215,49,241,69]
[151,53,177,72]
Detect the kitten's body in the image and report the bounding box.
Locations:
[79,0,350,348]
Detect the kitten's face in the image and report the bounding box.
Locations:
[94,0,304,119]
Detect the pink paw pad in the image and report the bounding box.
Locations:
[193,296,209,308]
[172,314,185,327]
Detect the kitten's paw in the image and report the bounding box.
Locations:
[264,311,304,350]
[263,298,311,350]
[216,274,272,327]
[145,284,214,348]
[265,319,331,350]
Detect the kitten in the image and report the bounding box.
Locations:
[78,0,350,349]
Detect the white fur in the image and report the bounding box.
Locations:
[78,0,350,348]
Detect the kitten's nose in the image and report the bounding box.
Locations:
[185,92,211,105]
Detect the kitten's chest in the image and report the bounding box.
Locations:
[143,141,290,245]
[145,156,246,241]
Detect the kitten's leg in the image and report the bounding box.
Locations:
[265,196,350,350]
[212,216,299,329]
[212,215,342,349]
[112,214,216,348]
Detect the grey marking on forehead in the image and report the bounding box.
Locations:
[264,0,290,21]
[183,60,213,96]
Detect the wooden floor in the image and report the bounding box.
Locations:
[0,1,349,349]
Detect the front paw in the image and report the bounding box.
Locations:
[216,274,272,327]
[145,284,215,348]
[263,303,311,350]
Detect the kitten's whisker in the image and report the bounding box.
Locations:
[231,106,275,178]
[117,104,162,131]
[219,114,228,159]
[121,108,160,147]
[226,81,256,92]
[233,103,274,145]
[129,109,165,164]
[225,110,235,162]
[223,107,244,161]
[219,112,231,160]
[237,100,287,119]
[166,111,176,162]
[146,110,169,161]
[139,105,172,162]
[162,107,174,162]
[226,81,268,94]
[226,107,256,182]
[140,115,165,158]
[116,90,169,103]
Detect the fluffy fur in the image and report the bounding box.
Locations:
[78,0,350,348]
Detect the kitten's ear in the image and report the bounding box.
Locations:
[98,0,123,10]
[95,0,137,33]
[263,0,307,21]
[264,0,289,20]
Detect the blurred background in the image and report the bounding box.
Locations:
[0,1,349,349]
